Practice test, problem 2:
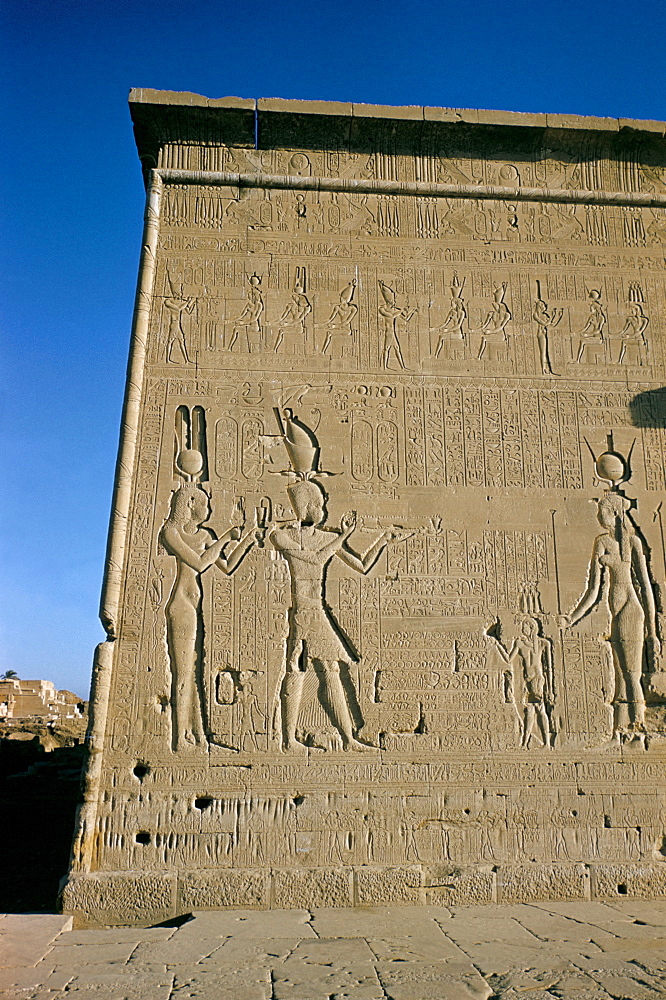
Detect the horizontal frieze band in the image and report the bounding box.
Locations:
[156,168,666,209]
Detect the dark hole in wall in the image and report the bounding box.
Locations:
[136,831,151,844]
[194,797,213,811]
[133,763,150,780]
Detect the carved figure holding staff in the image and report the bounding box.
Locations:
[558,492,660,740]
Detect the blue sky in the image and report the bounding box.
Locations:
[2,0,666,698]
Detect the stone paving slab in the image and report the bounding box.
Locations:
[0,914,72,968]
[1,901,666,998]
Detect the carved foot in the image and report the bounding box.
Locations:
[343,737,374,752]
[283,738,309,752]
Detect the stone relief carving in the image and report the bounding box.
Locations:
[273,268,312,355]
[558,450,662,744]
[65,97,666,925]
[575,288,607,364]
[431,274,466,360]
[164,277,196,364]
[533,280,564,376]
[617,284,649,366]
[492,617,556,749]
[474,282,512,362]
[227,274,264,352]
[159,449,257,751]
[266,409,406,750]
[319,278,358,358]
[378,280,416,370]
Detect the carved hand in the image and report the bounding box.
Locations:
[556,614,571,630]
[340,511,357,533]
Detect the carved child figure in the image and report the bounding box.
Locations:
[509,618,555,748]
[270,479,398,751]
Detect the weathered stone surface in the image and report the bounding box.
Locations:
[5,905,666,999]
[62,89,666,922]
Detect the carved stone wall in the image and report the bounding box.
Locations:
[62,92,666,924]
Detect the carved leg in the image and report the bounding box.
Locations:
[320,661,369,751]
[166,602,198,752]
[281,670,306,751]
[521,705,534,748]
[536,705,551,747]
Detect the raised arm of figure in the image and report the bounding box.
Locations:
[216,527,257,575]
[337,522,404,575]
[160,523,227,573]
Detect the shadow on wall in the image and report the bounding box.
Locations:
[630,387,666,428]
[0,739,84,912]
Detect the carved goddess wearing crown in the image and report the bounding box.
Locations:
[160,485,256,751]
[558,493,660,739]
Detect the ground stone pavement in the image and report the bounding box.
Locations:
[1,900,665,999]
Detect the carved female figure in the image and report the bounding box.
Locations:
[160,485,255,750]
[559,493,660,738]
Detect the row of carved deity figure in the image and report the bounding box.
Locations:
[162,272,653,372]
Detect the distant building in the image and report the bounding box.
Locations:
[0,678,86,724]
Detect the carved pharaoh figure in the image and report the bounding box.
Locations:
[270,480,397,751]
[431,274,466,360]
[617,302,648,365]
[476,283,511,361]
[509,618,555,748]
[274,272,312,355]
[558,492,661,741]
[160,478,257,751]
